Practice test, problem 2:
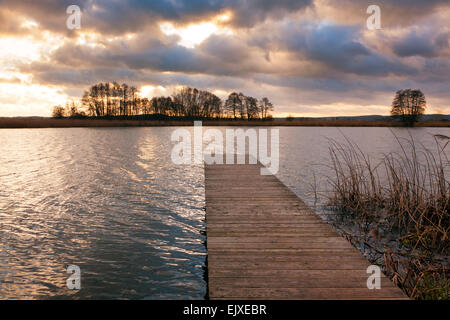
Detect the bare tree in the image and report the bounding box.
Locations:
[224,92,242,119]
[52,105,65,118]
[391,89,426,126]
[259,97,274,119]
[65,101,78,117]
[244,96,259,119]
[173,87,222,118]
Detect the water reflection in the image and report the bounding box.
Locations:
[0,128,205,300]
[0,126,447,299]
[275,127,450,212]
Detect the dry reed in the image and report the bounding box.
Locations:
[326,132,449,299]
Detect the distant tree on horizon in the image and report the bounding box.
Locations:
[391,89,426,126]
[224,92,242,119]
[244,96,259,119]
[259,97,274,119]
[172,86,223,118]
[64,100,85,118]
[52,105,65,118]
[224,93,274,120]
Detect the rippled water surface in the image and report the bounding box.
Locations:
[0,128,205,299]
[0,126,448,299]
[275,127,449,211]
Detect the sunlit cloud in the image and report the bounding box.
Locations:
[21,19,39,29]
[212,89,229,99]
[160,15,233,48]
[139,85,167,98]
[216,12,232,23]
[0,83,68,117]
[0,37,42,62]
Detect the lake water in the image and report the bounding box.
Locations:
[0,126,448,299]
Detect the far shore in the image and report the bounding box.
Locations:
[0,117,448,128]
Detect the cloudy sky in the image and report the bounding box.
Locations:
[0,0,449,117]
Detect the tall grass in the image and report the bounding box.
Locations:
[327,132,449,299]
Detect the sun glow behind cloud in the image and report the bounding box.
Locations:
[0,34,69,116]
[139,85,167,98]
[160,13,233,48]
[0,83,68,117]
[0,37,42,62]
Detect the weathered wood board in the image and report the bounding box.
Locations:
[205,163,407,300]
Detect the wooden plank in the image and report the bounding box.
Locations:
[208,236,347,243]
[209,269,379,278]
[209,277,395,288]
[208,261,371,270]
[208,255,370,263]
[209,287,408,300]
[207,242,353,249]
[205,162,407,300]
[207,232,338,237]
[207,249,365,256]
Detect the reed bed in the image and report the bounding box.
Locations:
[327,132,449,299]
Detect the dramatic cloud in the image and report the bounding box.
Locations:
[392,29,450,58]
[315,0,450,27]
[0,0,449,116]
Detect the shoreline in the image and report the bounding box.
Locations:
[0,117,449,128]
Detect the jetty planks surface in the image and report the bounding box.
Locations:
[205,163,407,300]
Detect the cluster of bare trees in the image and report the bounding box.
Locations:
[224,93,274,119]
[52,82,275,119]
[81,82,140,117]
[52,101,86,118]
[171,87,223,118]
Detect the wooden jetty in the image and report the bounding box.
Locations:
[205,163,407,300]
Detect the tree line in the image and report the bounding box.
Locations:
[52,82,274,119]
